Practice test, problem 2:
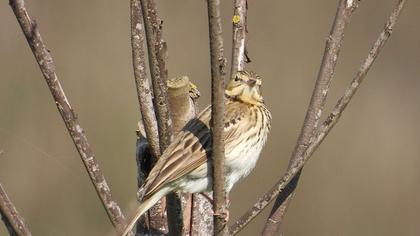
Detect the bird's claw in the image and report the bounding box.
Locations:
[213,210,230,223]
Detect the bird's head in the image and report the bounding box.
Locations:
[225,70,264,105]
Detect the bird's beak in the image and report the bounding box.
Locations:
[246,79,257,87]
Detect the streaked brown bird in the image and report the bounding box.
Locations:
[123,71,272,235]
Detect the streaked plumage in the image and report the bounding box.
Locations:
[122,71,271,236]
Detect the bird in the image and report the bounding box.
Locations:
[122,70,272,236]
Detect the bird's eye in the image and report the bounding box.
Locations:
[234,76,240,82]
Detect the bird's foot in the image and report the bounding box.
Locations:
[200,193,230,222]
[213,209,230,222]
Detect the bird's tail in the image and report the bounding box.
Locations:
[122,186,172,236]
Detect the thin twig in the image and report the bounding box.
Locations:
[130,0,161,161]
[8,0,128,234]
[206,0,228,235]
[306,0,406,171]
[230,0,249,79]
[140,0,183,234]
[140,0,172,152]
[0,183,31,236]
[261,0,358,234]
[229,0,405,234]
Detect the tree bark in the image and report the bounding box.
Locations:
[9,1,129,234]
[228,0,406,234]
[140,0,182,234]
[130,0,161,161]
[206,0,228,235]
[230,0,249,79]
[262,1,358,234]
[0,183,32,236]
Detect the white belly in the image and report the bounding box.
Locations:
[178,106,270,194]
[225,137,265,192]
[178,135,266,194]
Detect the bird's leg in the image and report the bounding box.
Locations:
[220,195,230,222]
[200,193,230,222]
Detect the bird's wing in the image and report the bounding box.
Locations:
[143,102,247,198]
[142,106,212,198]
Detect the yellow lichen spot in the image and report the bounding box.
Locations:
[232,15,241,24]
[189,82,197,90]
[188,82,201,99]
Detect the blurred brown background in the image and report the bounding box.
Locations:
[1,0,419,235]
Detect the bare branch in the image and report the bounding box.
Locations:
[229,0,406,234]
[140,1,182,234]
[262,1,358,234]
[286,0,358,181]
[306,0,406,172]
[206,0,228,235]
[130,0,161,160]
[8,0,128,233]
[192,194,214,235]
[0,183,31,236]
[134,77,204,236]
[230,0,249,78]
[131,0,170,234]
[140,0,172,152]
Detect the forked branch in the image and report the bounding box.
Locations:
[9,0,129,234]
[139,0,184,234]
[140,0,173,152]
[130,0,165,234]
[130,0,161,161]
[262,0,358,234]
[229,0,406,234]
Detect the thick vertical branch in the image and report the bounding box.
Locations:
[230,0,249,78]
[130,0,161,161]
[131,0,169,234]
[206,0,228,235]
[140,0,172,151]
[139,0,183,234]
[229,0,405,234]
[0,183,31,236]
[130,10,160,234]
[8,0,129,234]
[192,194,214,235]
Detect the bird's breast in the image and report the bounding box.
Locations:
[224,125,269,191]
